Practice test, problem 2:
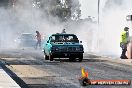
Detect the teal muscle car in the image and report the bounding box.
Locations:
[42,33,84,62]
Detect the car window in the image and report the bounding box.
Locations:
[51,35,79,43]
[21,34,35,40]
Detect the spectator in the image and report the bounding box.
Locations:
[35,31,41,49]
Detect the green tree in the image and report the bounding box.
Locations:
[10,0,81,21]
[37,0,81,21]
[65,0,81,20]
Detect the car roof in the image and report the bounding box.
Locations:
[22,33,33,35]
[51,33,76,36]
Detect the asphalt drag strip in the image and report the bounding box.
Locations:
[0,49,132,88]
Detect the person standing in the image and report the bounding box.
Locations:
[35,31,41,49]
[61,29,66,34]
[120,27,129,59]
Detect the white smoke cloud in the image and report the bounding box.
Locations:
[97,0,132,56]
[0,0,64,49]
[1,0,131,58]
[79,0,132,57]
[79,0,98,19]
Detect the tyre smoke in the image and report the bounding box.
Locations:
[0,0,64,49]
[78,0,132,57]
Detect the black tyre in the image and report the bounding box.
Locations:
[49,55,53,61]
[78,54,83,62]
[45,55,49,60]
[44,51,49,60]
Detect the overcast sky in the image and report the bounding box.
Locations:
[79,0,106,19]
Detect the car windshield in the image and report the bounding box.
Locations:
[50,35,79,43]
[21,34,35,40]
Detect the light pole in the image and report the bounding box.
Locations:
[98,0,100,25]
[96,0,100,52]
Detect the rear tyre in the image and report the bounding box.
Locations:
[78,54,83,62]
[49,55,53,61]
[45,55,49,60]
[44,51,49,60]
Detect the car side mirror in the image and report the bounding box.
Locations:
[80,41,82,43]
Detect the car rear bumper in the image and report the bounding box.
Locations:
[51,52,84,58]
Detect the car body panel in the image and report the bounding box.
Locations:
[42,33,84,58]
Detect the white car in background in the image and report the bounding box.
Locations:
[15,33,36,48]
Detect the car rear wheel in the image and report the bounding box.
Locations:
[49,55,53,61]
[45,55,49,60]
[78,54,83,62]
[44,51,49,60]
